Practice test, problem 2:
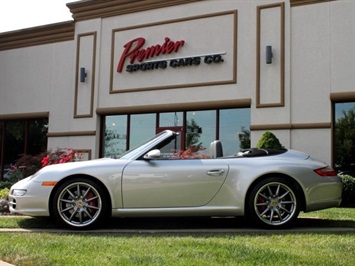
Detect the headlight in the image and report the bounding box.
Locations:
[12,189,27,196]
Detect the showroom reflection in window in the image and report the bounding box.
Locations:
[334,102,355,175]
[103,108,250,158]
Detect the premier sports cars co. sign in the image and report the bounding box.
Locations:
[116,37,225,73]
[110,11,236,92]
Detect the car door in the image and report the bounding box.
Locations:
[122,158,229,208]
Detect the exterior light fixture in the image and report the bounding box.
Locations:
[80,67,87,82]
[266,45,273,64]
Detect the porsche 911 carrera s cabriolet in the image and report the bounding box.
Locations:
[9,130,342,229]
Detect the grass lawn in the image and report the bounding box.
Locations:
[0,208,354,265]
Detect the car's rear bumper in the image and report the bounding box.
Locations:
[304,176,343,212]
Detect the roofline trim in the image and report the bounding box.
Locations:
[0,21,74,51]
[67,0,204,21]
[290,0,336,7]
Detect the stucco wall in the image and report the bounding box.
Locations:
[1,0,354,164]
[289,0,355,163]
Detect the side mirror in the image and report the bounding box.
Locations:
[143,149,161,159]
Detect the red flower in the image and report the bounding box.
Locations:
[41,148,78,167]
[41,156,50,167]
[173,146,209,159]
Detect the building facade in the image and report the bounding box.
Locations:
[1,0,355,180]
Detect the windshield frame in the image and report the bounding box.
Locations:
[119,130,177,160]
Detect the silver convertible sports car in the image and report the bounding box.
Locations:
[9,130,342,229]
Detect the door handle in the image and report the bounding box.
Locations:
[206,169,225,176]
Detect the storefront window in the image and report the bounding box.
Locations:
[102,108,250,158]
[4,121,25,174]
[159,112,183,127]
[28,119,48,155]
[334,102,355,176]
[186,110,216,156]
[104,115,127,158]
[130,114,156,148]
[0,118,48,181]
[220,108,251,156]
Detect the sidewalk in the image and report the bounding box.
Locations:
[1,226,354,233]
[0,260,14,266]
[0,261,14,266]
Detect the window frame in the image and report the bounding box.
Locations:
[100,107,251,158]
[332,100,355,173]
[0,117,48,181]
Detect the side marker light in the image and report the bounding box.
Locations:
[42,181,58,186]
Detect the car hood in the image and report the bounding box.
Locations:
[31,157,130,182]
[38,158,115,171]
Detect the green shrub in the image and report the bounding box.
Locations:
[0,188,9,199]
[340,174,355,207]
[0,187,10,212]
[0,183,12,213]
[0,181,13,190]
[257,131,284,149]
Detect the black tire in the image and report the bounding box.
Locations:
[247,177,300,229]
[52,177,108,229]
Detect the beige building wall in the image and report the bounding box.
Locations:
[1,0,355,164]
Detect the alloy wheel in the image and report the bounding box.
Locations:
[253,181,297,226]
[56,181,102,228]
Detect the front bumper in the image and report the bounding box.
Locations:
[9,177,52,216]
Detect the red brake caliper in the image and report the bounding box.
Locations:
[257,196,266,212]
[86,192,96,213]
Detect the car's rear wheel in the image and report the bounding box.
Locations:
[247,177,300,228]
[52,177,107,229]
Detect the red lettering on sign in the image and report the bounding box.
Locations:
[117,37,185,73]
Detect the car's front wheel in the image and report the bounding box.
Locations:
[247,177,300,228]
[52,177,108,229]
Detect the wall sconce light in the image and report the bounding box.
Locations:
[266,45,273,64]
[80,67,87,82]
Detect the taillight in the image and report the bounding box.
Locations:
[314,166,337,176]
